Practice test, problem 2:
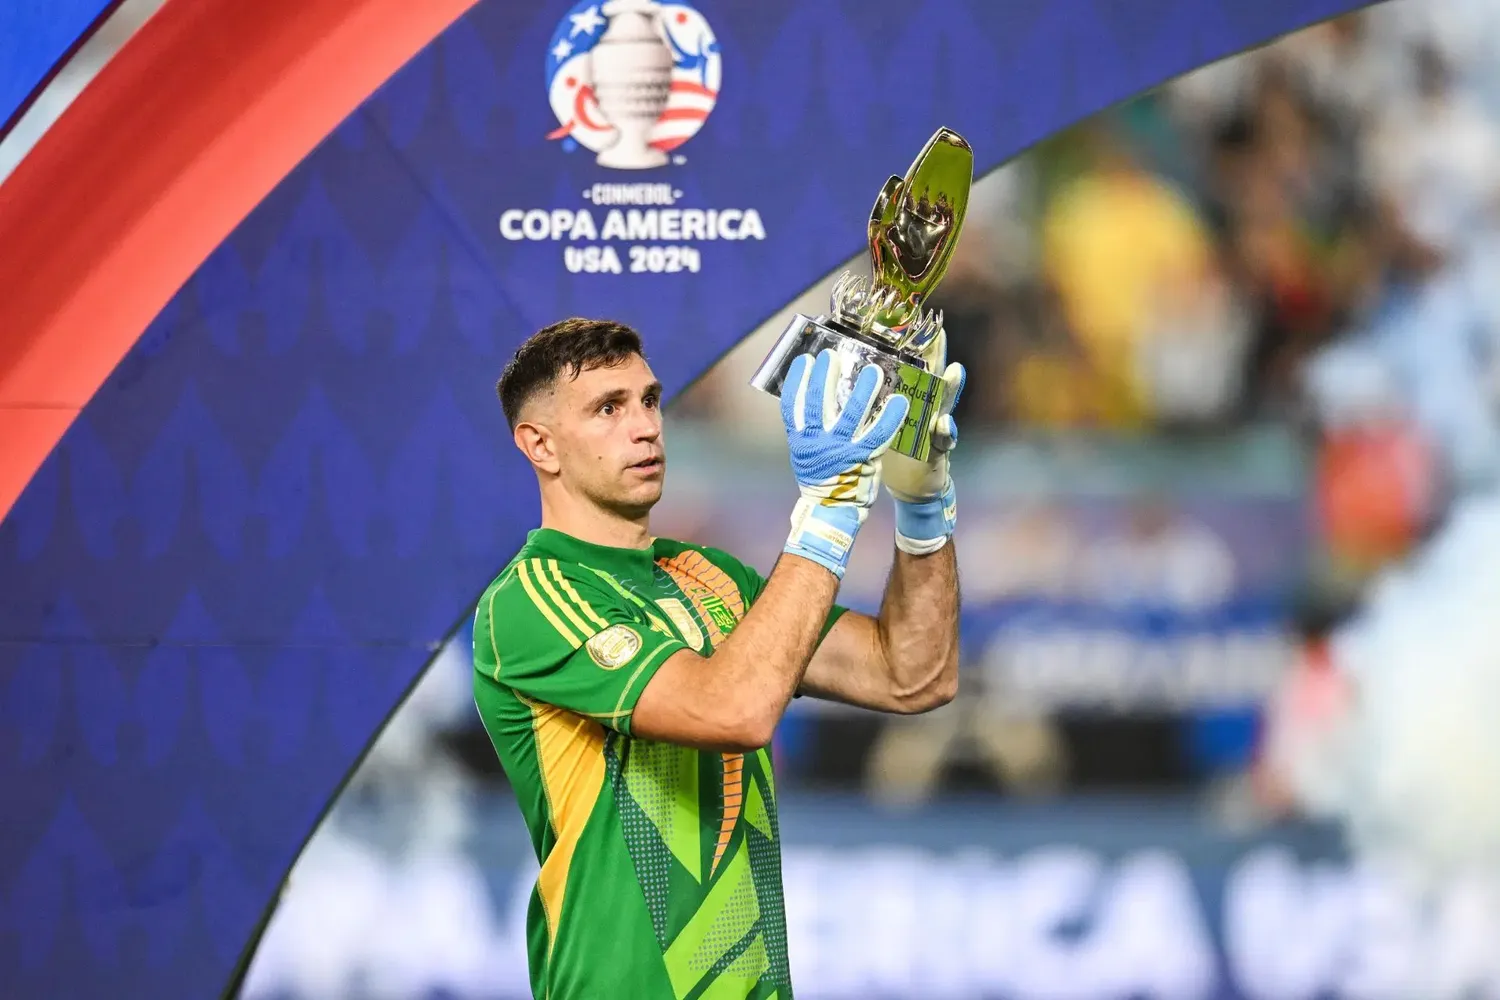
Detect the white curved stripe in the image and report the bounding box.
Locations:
[0,0,170,186]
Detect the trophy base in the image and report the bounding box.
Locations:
[748,314,946,462]
[595,138,669,170]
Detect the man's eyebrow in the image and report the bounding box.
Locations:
[585,382,663,411]
[584,387,629,411]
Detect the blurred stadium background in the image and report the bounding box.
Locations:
[242,2,1500,997]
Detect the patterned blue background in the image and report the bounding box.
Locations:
[0,0,1370,996]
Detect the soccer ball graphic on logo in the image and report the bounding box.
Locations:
[545,0,721,169]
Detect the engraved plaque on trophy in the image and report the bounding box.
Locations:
[748,127,974,461]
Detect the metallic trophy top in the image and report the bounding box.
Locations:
[830,127,973,356]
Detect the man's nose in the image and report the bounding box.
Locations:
[629,405,661,439]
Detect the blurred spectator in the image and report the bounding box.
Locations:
[1136,247,1250,427]
[1252,602,1355,822]
[924,221,1012,431]
[1039,122,1218,428]
[1365,42,1500,255]
[1313,410,1437,587]
[1280,14,1405,134]
[1001,282,1110,429]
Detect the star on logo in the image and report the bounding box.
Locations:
[551,38,573,62]
[570,5,606,37]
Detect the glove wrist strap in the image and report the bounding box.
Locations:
[785,497,866,579]
[892,480,956,556]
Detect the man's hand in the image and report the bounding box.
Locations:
[781,349,909,578]
[881,332,965,556]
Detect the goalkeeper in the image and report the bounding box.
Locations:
[473,317,964,1000]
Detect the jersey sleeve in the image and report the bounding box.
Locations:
[698,544,849,642]
[474,557,689,736]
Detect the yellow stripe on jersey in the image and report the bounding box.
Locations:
[576,707,633,721]
[486,588,505,681]
[527,700,607,959]
[517,559,582,648]
[530,558,593,639]
[547,559,610,631]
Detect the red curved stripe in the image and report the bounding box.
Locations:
[669,80,716,98]
[575,84,609,132]
[655,108,710,122]
[0,0,480,523]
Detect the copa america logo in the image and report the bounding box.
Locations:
[545,0,721,170]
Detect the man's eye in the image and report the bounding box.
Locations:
[599,403,616,416]
[644,394,660,409]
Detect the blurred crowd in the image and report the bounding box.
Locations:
[954,4,1500,446]
[687,2,1500,592]
[943,17,1500,439]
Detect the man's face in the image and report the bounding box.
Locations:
[519,353,666,516]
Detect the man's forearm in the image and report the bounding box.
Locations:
[703,554,840,744]
[631,554,847,752]
[876,541,961,707]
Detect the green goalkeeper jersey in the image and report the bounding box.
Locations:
[473,528,846,1000]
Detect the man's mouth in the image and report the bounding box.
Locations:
[630,457,664,473]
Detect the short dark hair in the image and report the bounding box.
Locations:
[497,317,645,428]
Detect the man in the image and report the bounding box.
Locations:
[472,317,964,999]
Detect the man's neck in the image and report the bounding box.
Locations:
[540,498,652,551]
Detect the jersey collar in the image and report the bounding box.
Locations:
[526,527,660,575]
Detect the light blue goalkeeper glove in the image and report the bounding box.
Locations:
[781,349,910,579]
[882,349,965,556]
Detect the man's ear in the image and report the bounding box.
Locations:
[514,420,560,475]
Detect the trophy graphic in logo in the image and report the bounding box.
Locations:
[545,1,722,170]
[591,0,673,168]
[749,127,975,461]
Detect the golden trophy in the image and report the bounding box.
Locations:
[748,127,973,460]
